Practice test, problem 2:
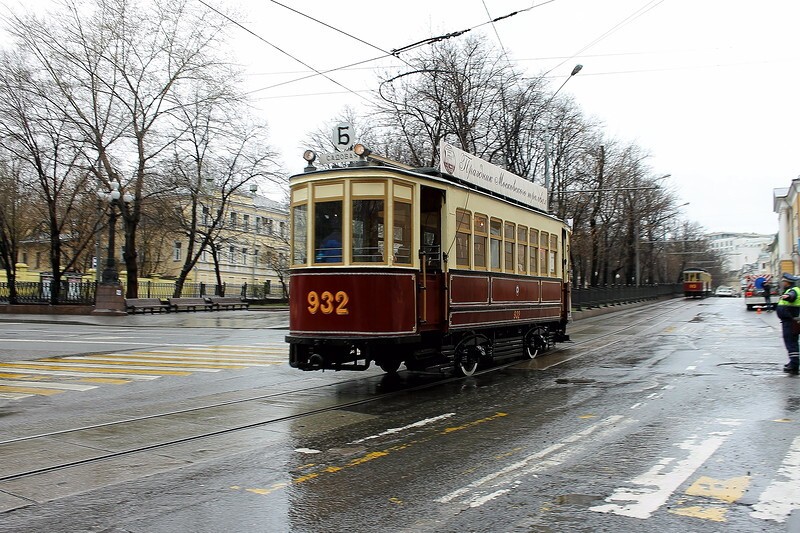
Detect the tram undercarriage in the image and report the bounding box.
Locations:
[287,322,569,377]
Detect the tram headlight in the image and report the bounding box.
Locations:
[353,144,371,157]
[303,150,317,172]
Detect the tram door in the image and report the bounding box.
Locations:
[418,186,444,329]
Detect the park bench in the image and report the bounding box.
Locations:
[168,297,214,312]
[206,296,250,311]
[125,298,171,314]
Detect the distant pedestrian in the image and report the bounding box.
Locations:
[763,280,772,311]
[776,273,800,375]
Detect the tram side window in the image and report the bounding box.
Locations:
[291,204,307,265]
[539,231,549,276]
[314,200,342,263]
[549,234,558,276]
[490,218,502,270]
[352,199,384,263]
[504,222,515,273]
[455,209,471,268]
[474,214,487,269]
[530,229,539,275]
[517,225,528,274]
[393,200,412,265]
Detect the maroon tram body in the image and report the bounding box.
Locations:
[286,144,571,376]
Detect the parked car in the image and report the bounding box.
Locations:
[715,285,736,297]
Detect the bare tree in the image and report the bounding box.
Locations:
[6,0,236,297]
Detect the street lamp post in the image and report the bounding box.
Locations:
[92,181,133,315]
[543,64,583,193]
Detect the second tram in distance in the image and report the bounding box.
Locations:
[286,141,572,376]
[682,267,712,298]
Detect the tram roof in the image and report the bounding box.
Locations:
[291,162,568,225]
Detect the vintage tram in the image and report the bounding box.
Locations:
[286,141,571,376]
[682,267,712,298]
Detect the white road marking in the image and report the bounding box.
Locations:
[437,415,630,507]
[686,365,697,371]
[751,435,800,523]
[0,368,160,380]
[630,403,643,410]
[349,413,456,444]
[590,419,742,519]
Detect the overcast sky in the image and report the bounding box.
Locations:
[220,0,799,236]
[9,0,798,235]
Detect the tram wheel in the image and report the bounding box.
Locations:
[455,344,483,377]
[525,331,546,359]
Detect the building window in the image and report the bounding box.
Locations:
[229,245,236,264]
[242,248,248,266]
[243,214,249,231]
[230,212,237,229]
[202,206,210,226]
[173,242,182,261]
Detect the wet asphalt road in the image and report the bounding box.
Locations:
[0,297,799,532]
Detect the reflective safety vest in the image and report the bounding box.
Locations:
[778,287,800,307]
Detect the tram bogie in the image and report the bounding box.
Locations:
[286,141,572,376]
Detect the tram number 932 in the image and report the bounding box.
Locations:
[307,290,350,315]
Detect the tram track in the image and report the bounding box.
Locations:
[0,298,700,486]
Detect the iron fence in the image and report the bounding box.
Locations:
[0,281,97,305]
[571,283,682,310]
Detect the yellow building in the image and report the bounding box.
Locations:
[164,190,290,297]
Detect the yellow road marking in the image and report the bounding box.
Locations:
[94,354,282,365]
[0,372,41,379]
[669,506,727,522]
[0,385,62,396]
[38,358,239,369]
[685,475,750,503]
[0,363,190,376]
[238,412,508,497]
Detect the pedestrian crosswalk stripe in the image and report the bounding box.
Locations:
[0,368,161,380]
[0,379,97,391]
[100,354,283,365]
[751,434,800,523]
[0,385,63,396]
[0,362,191,376]
[0,344,288,401]
[40,357,240,370]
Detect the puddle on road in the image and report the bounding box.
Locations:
[555,494,603,505]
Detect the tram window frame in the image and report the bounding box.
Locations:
[455,208,471,268]
[393,198,412,265]
[474,213,488,270]
[539,231,549,277]
[313,199,344,265]
[550,234,558,276]
[352,198,386,263]
[291,202,308,265]
[517,225,528,274]
[504,221,515,273]
[529,229,539,275]
[490,218,502,271]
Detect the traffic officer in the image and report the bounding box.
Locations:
[777,272,800,375]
